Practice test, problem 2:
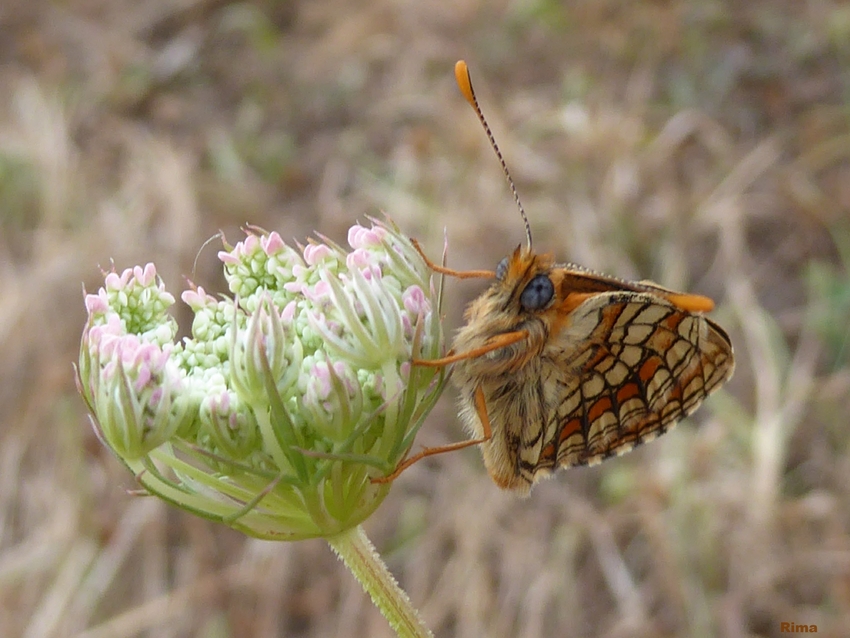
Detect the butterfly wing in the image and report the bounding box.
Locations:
[513,291,734,486]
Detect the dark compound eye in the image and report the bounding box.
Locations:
[520,274,554,310]
[495,257,509,281]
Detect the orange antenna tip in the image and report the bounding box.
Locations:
[454,60,475,107]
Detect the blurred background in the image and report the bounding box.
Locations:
[1,1,849,636]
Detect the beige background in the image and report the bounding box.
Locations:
[1,1,848,636]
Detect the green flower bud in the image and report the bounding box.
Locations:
[229,294,302,406]
[79,265,194,459]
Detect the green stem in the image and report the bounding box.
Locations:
[326,525,433,638]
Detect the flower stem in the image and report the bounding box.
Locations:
[327,525,433,638]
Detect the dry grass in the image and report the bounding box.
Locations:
[2,0,850,636]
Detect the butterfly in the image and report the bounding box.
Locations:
[381,61,734,494]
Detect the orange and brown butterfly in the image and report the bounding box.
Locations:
[382,61,735,495]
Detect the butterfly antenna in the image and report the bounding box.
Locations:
[455,60,533,251]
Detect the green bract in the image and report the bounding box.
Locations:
[77,219,446,540]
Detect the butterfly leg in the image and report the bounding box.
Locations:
[411,238,495,280]
[372,386,492,483]
[373,331,525,483]
[413,330,527,367]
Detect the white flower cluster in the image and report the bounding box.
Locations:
[78,218,445,540]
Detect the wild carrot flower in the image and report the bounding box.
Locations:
[77,218,446,541]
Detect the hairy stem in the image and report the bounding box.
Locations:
[326,525,433,638]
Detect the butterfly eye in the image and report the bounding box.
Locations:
[496,257,509,281]
[520,274,554,310]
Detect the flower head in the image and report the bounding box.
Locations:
[78,218,445,540]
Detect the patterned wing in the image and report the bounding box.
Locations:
[520,292,734,483]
